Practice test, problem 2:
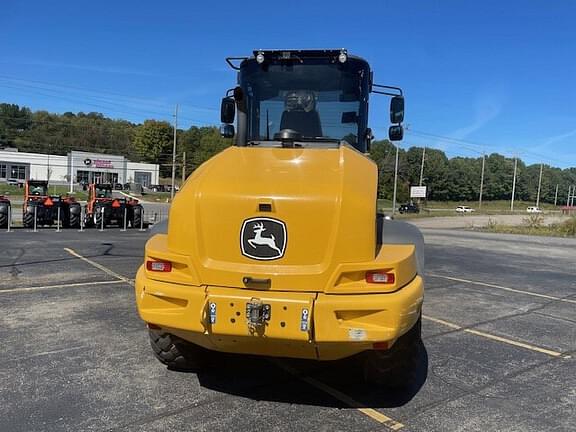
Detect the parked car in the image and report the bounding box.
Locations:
[526,206,542,213]
[7,179,21,187]
[148,185,165,193]
[113,183,124,190]
[399,203,420,214]
[456,205,475,213]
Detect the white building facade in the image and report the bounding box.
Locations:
[0,149,159,186]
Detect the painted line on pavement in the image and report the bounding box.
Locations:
[64,247,134,286]
[423,315,569,358]
[428,273,576,305]
[0,279,125,294]
[274,361,404,430]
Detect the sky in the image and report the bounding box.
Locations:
[1,0,575,167]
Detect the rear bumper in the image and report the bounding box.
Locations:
[135,266,424,360]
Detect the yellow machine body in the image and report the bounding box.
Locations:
[135,145,423,360]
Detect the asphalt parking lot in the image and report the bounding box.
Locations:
[0,226,574,431]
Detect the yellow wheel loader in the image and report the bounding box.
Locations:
[135,49,424,387]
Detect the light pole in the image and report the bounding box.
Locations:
[536,163,543,207]
[419,146,426,186]
[554,184,559,206]
[510,157,518,212]
[392,142,399,216]
[479,153,486,209]
[171,104,179,200]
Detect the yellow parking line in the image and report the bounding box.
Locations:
[428,273,576,305]
[0,280,125,294]
[274,361,404,430]
[64,248,134,286]
[423,315,567,358]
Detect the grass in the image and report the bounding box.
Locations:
[140,192,172,202]
[0,184,88,201]
[477,215,576,238]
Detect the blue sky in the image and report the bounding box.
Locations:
[1,0,575,167]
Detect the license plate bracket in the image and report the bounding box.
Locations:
[246,297,271,328]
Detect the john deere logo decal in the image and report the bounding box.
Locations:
[241,217,287,260]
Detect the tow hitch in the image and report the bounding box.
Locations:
[246,298,271,332]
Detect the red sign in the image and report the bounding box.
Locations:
[93,159,114,169]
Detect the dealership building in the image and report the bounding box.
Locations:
[0,149,159,186]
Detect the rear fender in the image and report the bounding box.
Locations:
[378,216,425,275]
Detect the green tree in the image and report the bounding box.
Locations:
[133,120,173,172]
[190,127,231,169]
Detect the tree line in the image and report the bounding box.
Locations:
[0,103,231,178]
[370,140,576,204]
[1,102,575,204]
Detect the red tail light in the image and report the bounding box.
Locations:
[372,341,390,350]
[366,270,395,284]
[112,199,121,208]
[146,260,172,272]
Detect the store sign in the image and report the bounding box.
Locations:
[410,186,427,198]
[93,159,114,169]
[83,158,92,166]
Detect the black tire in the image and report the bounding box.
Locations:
[69,211,80,229]
[83,211,93,228]
[23,211,35,228]
[132,205,143,229]
[0,210,7,229]
[149,330,208,371]
[363,316,422,388]
[94,207,104,228]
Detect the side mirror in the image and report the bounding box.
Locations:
[390,96,404,124]
[221,97,235,124]
[389,125,403,141]
[220,124,235,138]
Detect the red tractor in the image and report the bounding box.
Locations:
[84,183,143,228]
[22,180,81,228]
[0,195,11,228]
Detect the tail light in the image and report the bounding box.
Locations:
[365,270,395,284]
[372,341,389,350]
[146,260,172,272]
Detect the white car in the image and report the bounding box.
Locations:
[526,206,542,213]
[456,205,475,213]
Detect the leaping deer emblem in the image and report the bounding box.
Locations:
[247,222,282,255]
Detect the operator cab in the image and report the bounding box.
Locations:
[95,184,113,199]
[221,49,404,152]
[27,181,49,198]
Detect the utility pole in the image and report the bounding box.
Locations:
[510,157,518,212]
[554,184,559,206]
[181,151,186,184]
[69,155,74,194]
[536,163,543,207]
[392,143,399,216]
[419,146,426,186]
[171,104,179,200]
[479,154,486,209]
[47,144,51,182]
